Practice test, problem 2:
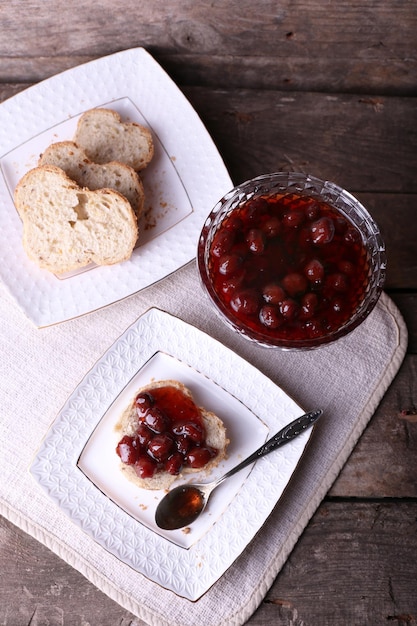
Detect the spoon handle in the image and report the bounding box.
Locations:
[217,409,322,485]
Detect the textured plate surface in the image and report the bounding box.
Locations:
[31,308,312,600]
[0,48,232,327]
[78,350,269,550]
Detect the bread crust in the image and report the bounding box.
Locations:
[14,165,138,274]
[39,141,145,220]
[115,380,229,491]
[74,108,154,171]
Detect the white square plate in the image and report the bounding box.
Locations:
[0,48,232,326]
[31,308,314,600]
[78,349,269,550]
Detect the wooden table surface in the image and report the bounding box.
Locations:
[1,2,416,624]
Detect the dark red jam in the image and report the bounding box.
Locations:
[116,385,218,480]
[207,192,369,344]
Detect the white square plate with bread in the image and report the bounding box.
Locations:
[0,47,233,327]
[30,308,314,600]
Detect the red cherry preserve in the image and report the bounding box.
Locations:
[116,385,218,480]
[206,191,370,345]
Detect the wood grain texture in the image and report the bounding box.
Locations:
[1,0,416,93]
[261,501,417,626]
[181,88,417,193]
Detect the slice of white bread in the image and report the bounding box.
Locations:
[74,108,154,171]
[115,380,229,491]
[14,165,138,274]
[38,141,145,220]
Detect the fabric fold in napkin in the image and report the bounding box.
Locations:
[0,262,407,626]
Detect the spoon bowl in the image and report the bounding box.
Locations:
[155,408,322,530]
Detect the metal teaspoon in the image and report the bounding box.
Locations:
[155,408,322,530]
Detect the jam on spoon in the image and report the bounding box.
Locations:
[155,408,322,530]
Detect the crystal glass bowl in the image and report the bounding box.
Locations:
[197,172,386,350]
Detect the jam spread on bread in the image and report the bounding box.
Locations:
[116,385,218,479]
[208,192,369,342]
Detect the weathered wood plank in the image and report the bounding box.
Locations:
[160,54,417,96]
[260,501,417,626]
[3,0,416,59]
[1,0,416,94]
[182,88,417,193]
[2,500,416,625]
[1,54,416,97]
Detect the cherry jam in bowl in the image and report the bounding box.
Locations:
[197,172,386,350]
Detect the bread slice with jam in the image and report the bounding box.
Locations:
[115,380,229,491]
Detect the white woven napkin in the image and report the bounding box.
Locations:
[0,261,407,626]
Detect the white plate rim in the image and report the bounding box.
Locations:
[0,48,233,327]
[30,307,313,600]
[76,348,270,550]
